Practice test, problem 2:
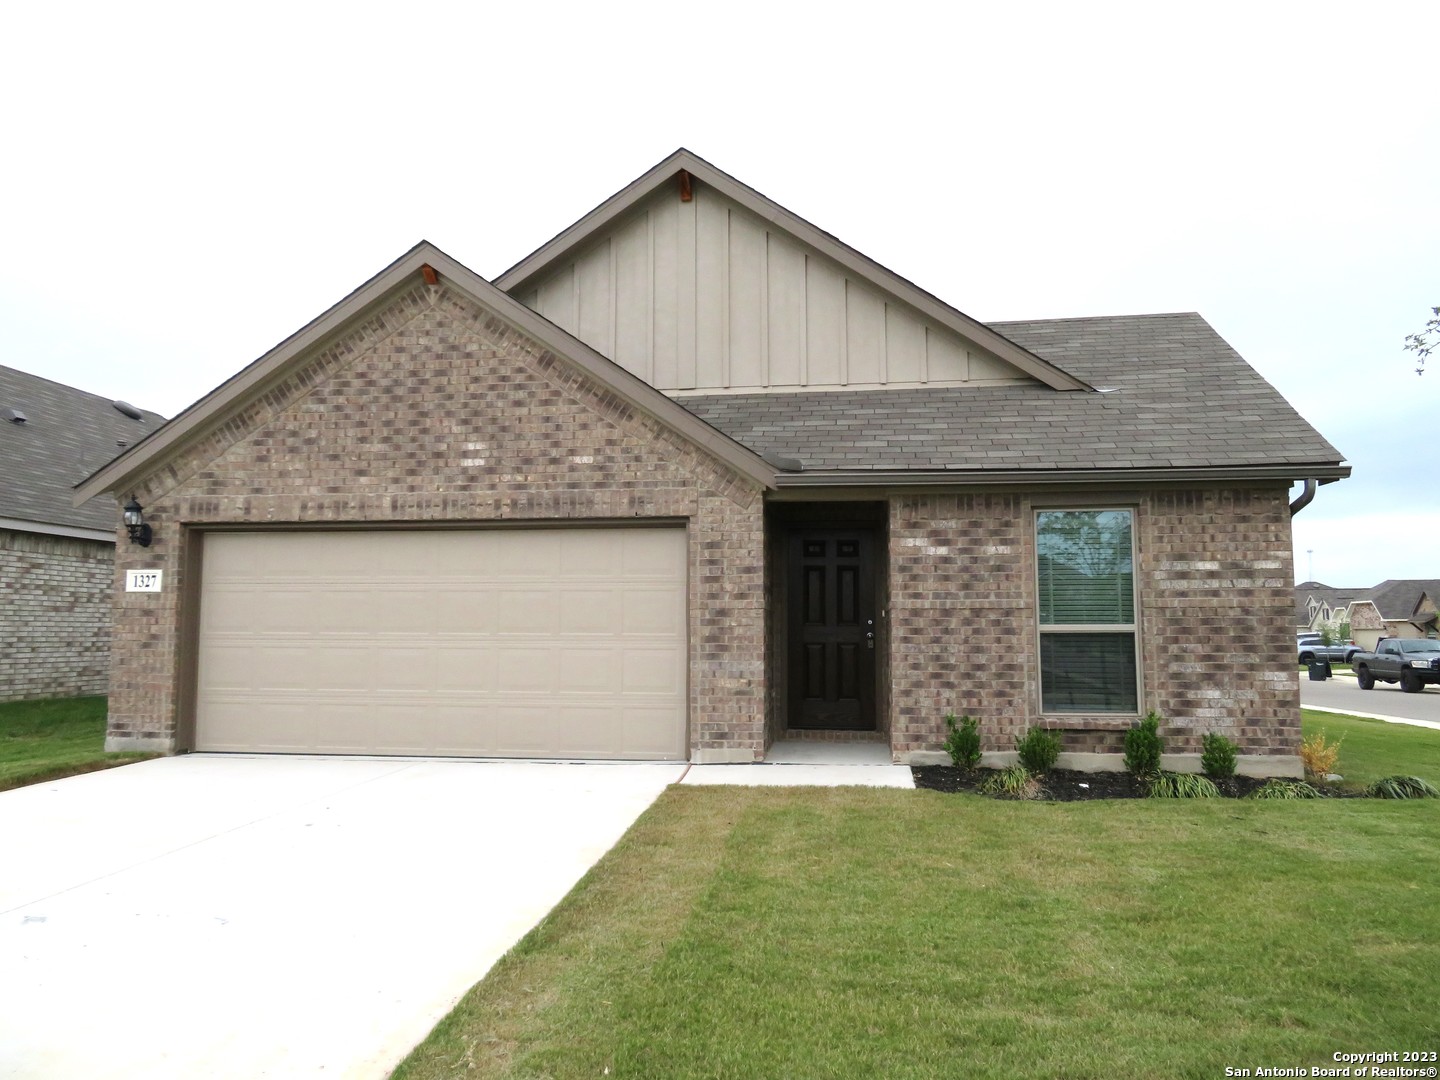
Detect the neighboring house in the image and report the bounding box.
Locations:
[76,150,1348,775]
[1345,580,1440,650]
[1294,581,1365,633]
[0,366,163,702]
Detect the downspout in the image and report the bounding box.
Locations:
[1289,478,1317,516]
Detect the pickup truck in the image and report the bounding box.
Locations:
[1352,637,1440,693]
[1297,635,1360,665]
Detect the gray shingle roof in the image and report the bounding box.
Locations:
[1362,579,1440,623]
[0,365,165,534]
[1293,582,1367,625]
[679,312,1344,474]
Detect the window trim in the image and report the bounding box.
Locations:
[1034,506,1141,716]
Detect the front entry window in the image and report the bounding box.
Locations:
[1036,509,1138,713]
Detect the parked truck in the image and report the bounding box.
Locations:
[1297,634,1360,665]
[1351,637,1440,693]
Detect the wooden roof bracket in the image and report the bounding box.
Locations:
[677,169,692,202]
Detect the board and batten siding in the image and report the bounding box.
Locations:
[515,184,1027,394]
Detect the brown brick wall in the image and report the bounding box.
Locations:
[0,529,114,702]
[888,487,1298,763]
[108,282,766,757]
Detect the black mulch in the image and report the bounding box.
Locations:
[912,766,1274,800]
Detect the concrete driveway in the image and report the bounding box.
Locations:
[0,754,685,1079]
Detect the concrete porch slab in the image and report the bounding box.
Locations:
[682,740,914,787]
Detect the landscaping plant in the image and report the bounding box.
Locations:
[1366,775,1440,800]
[1014,726,1060,775]
[1300,730,1342,782]
[1123,711,1164,777]
[1200,732,1238,779]
[1148,771,1220,799]
[1251,778,1323,800]
[978,762,1043,799]
[942,713,982,771]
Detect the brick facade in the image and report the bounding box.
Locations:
[101,275,1301,774]
[887,487,1299,767]
[107,282,767,759]
[0,529,114,702]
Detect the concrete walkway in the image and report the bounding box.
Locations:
[0,755,684,1080]
[682,739,915,787]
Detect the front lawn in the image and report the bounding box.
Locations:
[1302,707,1440,786]
[0,696,156,792]
[394,715,1440,1079]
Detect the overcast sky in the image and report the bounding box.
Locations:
[2,2,1435,588]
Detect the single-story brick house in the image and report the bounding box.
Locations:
[76,150,1348,774]
[0,365,162,702]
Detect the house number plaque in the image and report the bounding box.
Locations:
[125,570,163,593]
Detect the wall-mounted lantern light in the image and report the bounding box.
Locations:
[122,498,152,547]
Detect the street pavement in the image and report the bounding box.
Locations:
[1300,669,1440,729]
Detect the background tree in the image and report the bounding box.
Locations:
[1405,306,1439,374]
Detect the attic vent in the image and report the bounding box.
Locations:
[112,400,144,420]
[3,407,26,424]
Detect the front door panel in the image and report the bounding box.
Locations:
[788,529,876,730]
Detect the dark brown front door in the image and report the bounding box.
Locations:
[787,528,876,730]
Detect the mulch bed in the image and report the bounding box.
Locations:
[912,766,1274,800]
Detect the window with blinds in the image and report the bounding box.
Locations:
[1036,509,1138,713]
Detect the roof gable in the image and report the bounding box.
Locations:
[496,149,1091,394]
[74,243,776,504]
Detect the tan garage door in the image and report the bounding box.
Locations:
[195,528,687,759]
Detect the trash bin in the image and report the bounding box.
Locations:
[1308,660,1331,681]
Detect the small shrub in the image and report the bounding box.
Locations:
[1300,731,1343,781]
[1123,712,1164,777]
[1367,775,1440,799]
[1251,778,1323,800]
[1200,732,1238,779]
[1149,771,1220,799]
[979,763,1043,799]
[942,713,982,771]
[1014,727,1061,775]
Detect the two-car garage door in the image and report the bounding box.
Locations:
[194,528,687,759]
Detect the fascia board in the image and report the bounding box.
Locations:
[494,150,1092,393]
[771,463,1352,488]
[0,517,115,543]
[74,242,776,504]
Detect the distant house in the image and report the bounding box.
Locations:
[1294,579,1440,650]
[1294,581,1366,632]
[0,366,163,702]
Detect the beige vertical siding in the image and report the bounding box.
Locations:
[518,184,1027,394]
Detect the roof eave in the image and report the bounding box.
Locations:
[770,463,1352,489]
[75,242,777,504]
[494,149,1093,394]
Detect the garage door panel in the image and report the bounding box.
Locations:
[433,647,497,693]
[558,588,617,635]
[494,705,556,756]
[622,647,686,694]
[623,530,686,577]
[368,646,436,693]
[559,648,622,694]
[624,705,688,757]
[196,529,687,759]
[623,587,685,636]
[202,699,313,753]
[492,590,560,635]
[559,530,619,576]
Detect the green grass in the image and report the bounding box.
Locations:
[0,696,156,791]
[394,721,1440,1080]
[1303,708,1440,786]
